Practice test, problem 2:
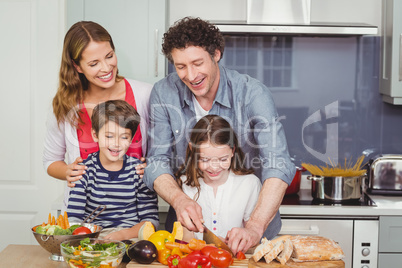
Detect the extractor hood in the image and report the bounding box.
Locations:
[169,0,379,36]
[214,22,378,36]
[214,0,378,36]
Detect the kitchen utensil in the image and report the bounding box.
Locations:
[82,205,106,223]
[31,222,102,261]
[368,154,402,195]
[285,166,306,195]
[202,224,234,256]
[307,175,365,201]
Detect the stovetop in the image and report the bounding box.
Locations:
[282,189,377,207]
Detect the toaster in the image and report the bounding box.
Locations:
[368,154,402,195]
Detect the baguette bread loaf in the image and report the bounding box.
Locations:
[263,240,284,263]
[290,235,345,262]
[252,238,274,262]
[271,235,292,245]
[275,238,293,265]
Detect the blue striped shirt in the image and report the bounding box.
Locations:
[67,152,159,229]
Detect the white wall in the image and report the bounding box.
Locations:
[0,0,66,251]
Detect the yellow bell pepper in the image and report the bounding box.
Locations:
[157,248,172,265]
[148,230,175,251]
[171,247,184,258]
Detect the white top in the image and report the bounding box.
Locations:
[192,94,209,121]
[42,78,153,210]
[181,171,262,239]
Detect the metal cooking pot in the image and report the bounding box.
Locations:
[307,175,366,201]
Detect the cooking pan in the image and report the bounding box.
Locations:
[285,166,306,195]
[307,175,365,201]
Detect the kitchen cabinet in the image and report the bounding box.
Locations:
[378,216,402,267]
[67,0,167,84]
[380,0,402,104]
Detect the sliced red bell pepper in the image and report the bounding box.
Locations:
[167,254,181,268]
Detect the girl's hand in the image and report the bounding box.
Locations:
[66,157,87,187]
[135,157,147,178]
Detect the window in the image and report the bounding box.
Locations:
[221,35,293,89]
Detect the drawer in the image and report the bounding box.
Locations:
[378,253,402,266]
[379,216,402,252]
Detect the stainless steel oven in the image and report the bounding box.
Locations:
[280,216,378,268]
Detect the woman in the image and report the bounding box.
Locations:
[43,21,151,209]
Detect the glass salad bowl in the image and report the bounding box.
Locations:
[60,238,125,268]
[31,222,102,261]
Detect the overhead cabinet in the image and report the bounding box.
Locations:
[67,0,167,84]
[380,0,402,104]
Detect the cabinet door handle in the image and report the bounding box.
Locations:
[154,29,159,77]
[278,225,319,235]
[399,34,402,81]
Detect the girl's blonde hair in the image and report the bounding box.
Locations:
[52,21,123,126]
[176,115,253,200]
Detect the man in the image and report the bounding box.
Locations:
[144,17,296,253]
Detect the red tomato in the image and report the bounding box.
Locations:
[72,226,92,235]
[236,251,246,260]
[200,245,218,258]
[209,248,233,268]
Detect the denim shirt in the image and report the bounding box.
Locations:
[144,64,296,191]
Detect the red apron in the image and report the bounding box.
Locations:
[77,79,143,159]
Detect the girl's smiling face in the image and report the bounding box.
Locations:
[92,121,132,168]
[197,141,234,186]
[75,41,118,90]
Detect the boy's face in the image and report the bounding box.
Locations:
[92,121,132,165]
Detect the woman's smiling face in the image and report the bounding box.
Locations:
[75,41,118,90]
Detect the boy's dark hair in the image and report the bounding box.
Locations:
[162,17,225,64]
[91,100,140,138]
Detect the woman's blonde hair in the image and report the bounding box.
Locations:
[52,21,123,126]
[176,115,253,200]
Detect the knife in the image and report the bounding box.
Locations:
[202,224,234,256]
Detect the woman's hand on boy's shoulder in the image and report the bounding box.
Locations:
[66,157,87,187]
[135,157,147,178]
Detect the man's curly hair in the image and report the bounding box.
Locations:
[162,17,225,64]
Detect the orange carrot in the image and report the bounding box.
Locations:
[59,215,64,228]
[48,213,51,225]
[52,216,55,225]
[64,211,69,229]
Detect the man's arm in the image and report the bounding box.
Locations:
[226,178,287,253]
[153,173,204,232]
[226,80,295,253]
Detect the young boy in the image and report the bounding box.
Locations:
[67,100,159,240]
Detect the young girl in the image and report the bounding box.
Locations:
[176,115,262,240]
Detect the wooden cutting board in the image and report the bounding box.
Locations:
[249,258,345,267]
[126,254,345,267]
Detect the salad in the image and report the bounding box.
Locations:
[61,238,124,268]
[35,223,81,235]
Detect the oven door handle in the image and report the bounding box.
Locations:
[278,224,320,235]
